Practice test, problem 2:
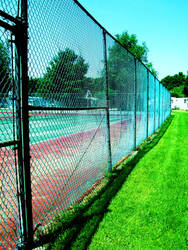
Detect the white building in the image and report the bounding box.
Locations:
[171,97,188,110]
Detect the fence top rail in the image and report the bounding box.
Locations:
[74,0,161,84]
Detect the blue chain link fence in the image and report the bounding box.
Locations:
[0,0,171,248]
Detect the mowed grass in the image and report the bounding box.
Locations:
[89,111,188,249]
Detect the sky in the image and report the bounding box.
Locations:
[78,0,188,80]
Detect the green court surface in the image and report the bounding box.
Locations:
[0,111,130,144]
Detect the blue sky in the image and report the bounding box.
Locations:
[78,0,188,80]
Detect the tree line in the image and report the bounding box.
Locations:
[5,31,185,108]
[161,72,188,97]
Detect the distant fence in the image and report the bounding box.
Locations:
[0,0,171,248]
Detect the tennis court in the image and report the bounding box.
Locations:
[0,108,135,248]
[0,109,131,143]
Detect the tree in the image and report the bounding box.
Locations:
[116,32,148,64]
[105,31,158,93]
[106,41,126,92]
[161,72,188,97]
[103,31,158,109]
[106,31,157,91]
[42,48,89,95]
[161,72,186,90]
[28,77,41,95]
[0,41,11,101]
[105,40,135,109]
[146,63,158,78]
[183,77,188,96]
[115,31,158,77]
[31,48,90,107]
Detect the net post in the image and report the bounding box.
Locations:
[134,57,137,150]
[103,29,112,172]
[146,70,149,138]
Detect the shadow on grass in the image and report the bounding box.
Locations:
[36,115,174,250]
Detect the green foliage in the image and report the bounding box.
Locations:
[146,62,158,77]
[115,32,148,64]
[184,77,188,96]
[184,85,188,96]
[104,31,157,98]
[170,85,185,98]
[0,41,11,97]
[85,77,104,94]
[42,48,89,94]
[29,49,105,102]
[115,31,158,77]
[105,31,158,109]
[107,42,129,92]
[28,77,41,94]
[161,72,188,97]
[28,32,158,101]
[161,72,186,90]
[28,49,101,105]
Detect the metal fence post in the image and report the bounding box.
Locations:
[15,30,26,248]
[158,83,160,128]
[15,0,33,248]
[161,86,164,123]
[164,88,166,120]
[103,29,112,172]
[154,78,156,132]
[170,92,172,116]
[146,70,149,138]
[21,0,33,247]
[134,57,137,150]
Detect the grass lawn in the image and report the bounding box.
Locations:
[88,111,188,249]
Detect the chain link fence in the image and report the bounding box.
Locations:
[0,5,21,248]
[148,72,155,136]
[0,0,171,248]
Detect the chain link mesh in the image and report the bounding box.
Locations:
[27,0,108,238]
[0,0,18,19]
[27,0,105,107]
[0,146,20,249]
[160,84,164,126]
[29,109,108,230]
[148,73,155,136]
[0,14,20,249]
[0,0,171,247]
[136,61,147,146]
[106,35,135,164]
[155,79,160,129]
